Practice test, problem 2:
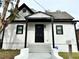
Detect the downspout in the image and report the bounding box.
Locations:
[51,16,55,48]
[24,20,28,48]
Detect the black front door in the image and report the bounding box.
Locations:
[35,24,44,42]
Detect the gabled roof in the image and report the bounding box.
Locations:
[25,11,52,22]
[18,3,34,13]
[26,11,51,19]
[7,3,34,21]
[46,11,74,20]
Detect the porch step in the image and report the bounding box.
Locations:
[27,43,51,53]
[29,53,51,59]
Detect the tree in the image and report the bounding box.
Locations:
[0,0,20,33]
[1,0,10,21]
[0,0,10,32]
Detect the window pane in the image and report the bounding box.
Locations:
[18,30,23,34]
[57,27,62,30]
[18,27,23,30]
[57,30,62,34]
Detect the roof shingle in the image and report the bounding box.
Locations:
[46,11,74,20]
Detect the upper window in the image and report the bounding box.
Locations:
[22,8,26,13]
[56,25,63,35]
[16,25,23,34]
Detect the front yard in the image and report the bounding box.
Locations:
[0,49,79,59]
[0,49,20,59]
[59,52,79,59]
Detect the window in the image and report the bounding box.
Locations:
[22,8,26,13]
[56,25,63,35]
[16,25,23,34]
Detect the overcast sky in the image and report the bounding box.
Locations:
[19,0,79,20]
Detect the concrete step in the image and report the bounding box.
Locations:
[29,53,52,59]
[14,48,63,59]
[27,43,51,53]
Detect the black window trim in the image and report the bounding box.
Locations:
[16,25,23,34]
[56,25,63,35]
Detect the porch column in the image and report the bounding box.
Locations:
[51,19,55,48]
[24,21,28,48]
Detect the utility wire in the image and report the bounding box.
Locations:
[32,0,46,11]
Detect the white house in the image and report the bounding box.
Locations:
[0,3,78,52]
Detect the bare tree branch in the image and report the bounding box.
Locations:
[1,0,10,21]
[0,0,20,33]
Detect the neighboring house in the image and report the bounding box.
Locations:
[76,29,79,50]
[0,3,78,52]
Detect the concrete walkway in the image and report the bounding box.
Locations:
[29,53,51,59]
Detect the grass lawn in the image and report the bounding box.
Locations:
[0,49,20,59]
[0,49,79,59]
[59,52,79,59]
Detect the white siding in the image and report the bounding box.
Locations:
[27,22,52,46]
[53,23,78,52]
[2,23,26,49]
[2,7,32,49]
